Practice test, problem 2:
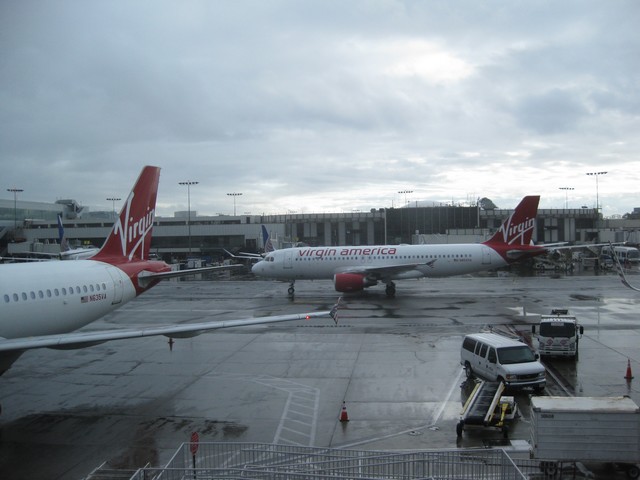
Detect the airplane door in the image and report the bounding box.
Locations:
[477,343,489,378]
[284,250,293,269]
[481,246,492,265]
[106,268,124,304]
[486,347,498,380]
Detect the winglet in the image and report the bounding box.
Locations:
[92,166,161,263]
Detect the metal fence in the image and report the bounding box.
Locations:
[128,442,533,480]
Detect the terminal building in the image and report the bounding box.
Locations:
[2,196,640,263]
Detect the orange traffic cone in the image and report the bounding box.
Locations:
[625,359,634,381]
[339,401,349,422]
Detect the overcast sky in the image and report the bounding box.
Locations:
[1,1,639,218]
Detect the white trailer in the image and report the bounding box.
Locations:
[530,396,640,478]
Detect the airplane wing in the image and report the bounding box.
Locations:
[15,251,61,258]
[223,249,264,261]
[339,260,436,278]
[140,263,244,282]
[612,246,640,292]
[535,242,568,249]
[0,304,341,352]
[540,242,621,251]
[503,247,547,260]
[0,248,98,262]
[0,256,49,262]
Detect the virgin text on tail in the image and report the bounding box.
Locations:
[112,194,155,260]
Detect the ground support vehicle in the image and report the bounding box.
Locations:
[460,332,546,392]
[602,245,640,267]
[532,309,583,358]
[457,380,518,438]
[530,396,640,478]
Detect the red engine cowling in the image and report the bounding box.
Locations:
[333,273,377,293]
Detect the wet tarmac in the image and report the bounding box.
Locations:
[1,271,639,479]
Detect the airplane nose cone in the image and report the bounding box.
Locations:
[251,262,263,274]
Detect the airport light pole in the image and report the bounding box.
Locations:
[558,187,574,209]
[227,192,242,216]
[398,190,413,207]
[179,181,198,255]
[398,190,413,243]
[7,187,23,230]
[106,197,121,220]
[585,172,607,214]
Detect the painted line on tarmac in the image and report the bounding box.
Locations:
[252,376,319,447]
[433,367,464,424]
[541,361,574,397]
[217,373,319,447]
[336,367,464,449]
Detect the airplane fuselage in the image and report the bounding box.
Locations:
[253,195,543,296]
[252,243,508,281]
[0,260,138,340]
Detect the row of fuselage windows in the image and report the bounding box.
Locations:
[3,282,109,303]
[294,254,474,261]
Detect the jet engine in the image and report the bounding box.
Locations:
[333,273,378,293]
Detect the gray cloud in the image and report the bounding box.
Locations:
[1,0,639,216]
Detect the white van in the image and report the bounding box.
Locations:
[460,332,546,392]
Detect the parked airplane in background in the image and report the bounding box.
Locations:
[227,224,276,260]
[253,195,555,297]
[0,166,337,376]
[56,214,99,260]
[1,215,98,262]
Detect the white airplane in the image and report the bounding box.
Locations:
[0,166,337,376]
[252,195,556,297]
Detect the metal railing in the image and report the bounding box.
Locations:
[127,442,531,480]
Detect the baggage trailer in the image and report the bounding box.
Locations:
[457,380,518,438]
[530,396,640,478]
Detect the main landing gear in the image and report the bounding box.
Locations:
[385,282,396,298]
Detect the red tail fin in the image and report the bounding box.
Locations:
[483,196,539,247]
[92,166,161,263]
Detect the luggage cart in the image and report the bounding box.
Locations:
[457,380,517,438]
